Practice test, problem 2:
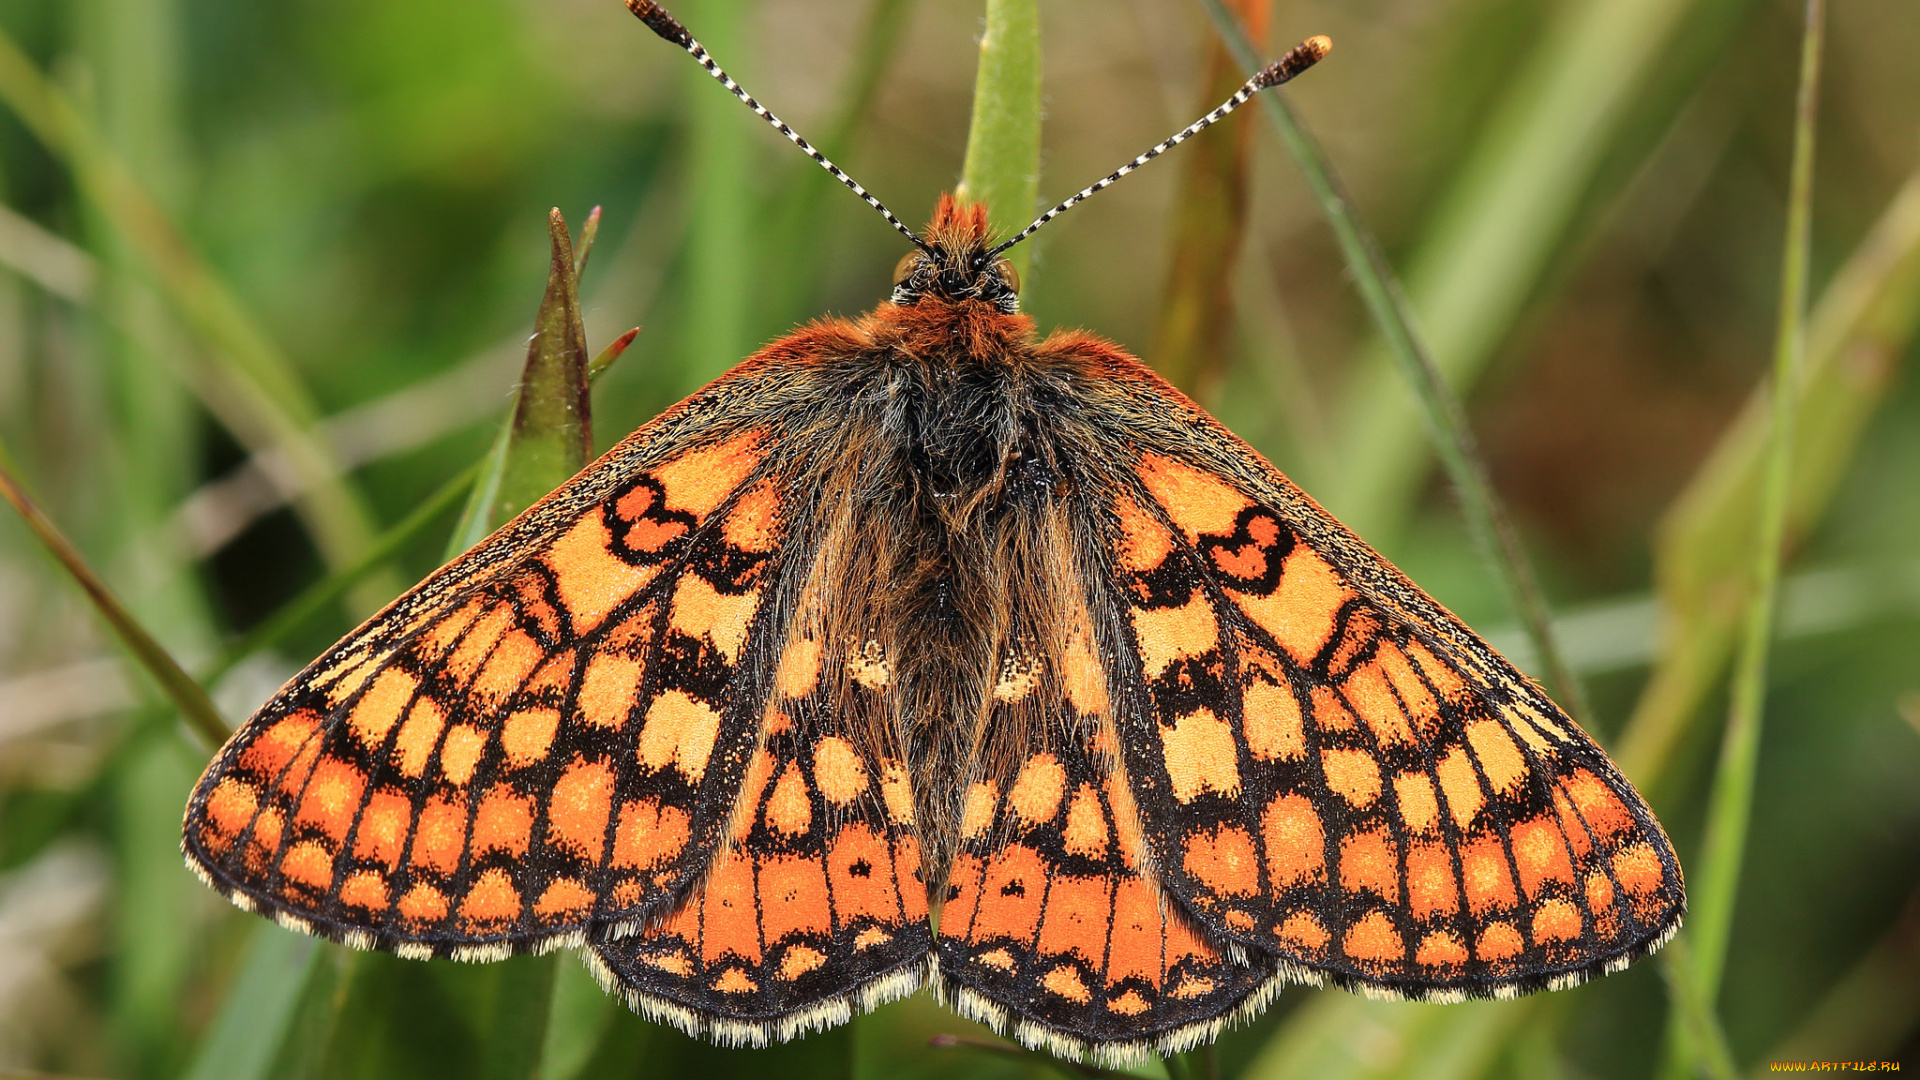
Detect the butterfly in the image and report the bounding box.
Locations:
[181,0,1683,1064]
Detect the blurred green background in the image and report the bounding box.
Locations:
[0,0,1916,1077]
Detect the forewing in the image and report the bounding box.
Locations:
[1083,357,1683,1000]
[934,504,1277,1063]
[184,369,808,957]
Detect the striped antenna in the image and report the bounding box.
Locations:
[988,35,1332,258]
[625,0,934,255]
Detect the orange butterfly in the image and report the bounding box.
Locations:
[182,0,1682,1063]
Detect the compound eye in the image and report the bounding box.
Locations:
[995,258,1020,295]
[893,251,921,287]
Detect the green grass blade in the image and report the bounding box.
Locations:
[1200,0,1592,722]
[0,24,398,612]
[1658,3,1827,1077]
[677,0,755,389]
[956,0,1040,285]
[0,443,226,748]
[181,926,323,1080]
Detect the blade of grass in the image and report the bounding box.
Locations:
[0,440,225,748]
[1617,163,1920,782]
[1658,3,1826,1077]
[0,24,398,612]
[180,926,323,1080]
[1200,0,1592,723]
[955,0,1040,286]
[676,0,754,390]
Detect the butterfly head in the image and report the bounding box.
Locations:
[890,195,1021,314]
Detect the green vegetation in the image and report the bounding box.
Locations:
[0,0,1915,1078]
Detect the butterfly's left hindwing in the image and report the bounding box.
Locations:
[183,361,824,956]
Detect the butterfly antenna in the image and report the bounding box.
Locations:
[988,35,1331,258]
[626,0,935,256]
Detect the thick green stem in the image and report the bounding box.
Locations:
[956,0,1040,285]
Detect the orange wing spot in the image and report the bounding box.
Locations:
[827,825,900,923]
[296,757,366,843]
[205,778,258,843]
[721,478,782,553]
[639,949,694,976]
[1233,546,1350,667]
[1309,685,1356,733]
[1477,921,1523,963]
[1511,815,1575,899]
[1063,784,1110,858]
[765,764,813,837]
[1566,770,1634,839]
[1339,828,1400,903]
[1042,964,1094,1004]
[445,604,514,691]
[698,855,763,965]
[1106,772,1149,871]
[734,749,778,843]
[1403,639,1466,701]
[760,853,833,943]
[960,782,998,839]
[471,629,542,706]
[502,707,561,769]
[1415,930,1468,969]
[812,737,868,806]
[351,788,410,869]
[774,635,821,699]
[1532,898,1582,943]
[472,785,534,857]
[1243,678,1305,760]
[1106,878,1164,988]
[322,653,380,706]
[975,947,1017,972]
[1612,843,1665,896]
[409,794,468,876]
[1406,841,1459,919]
[1137,454,1252,540]
[1466,719,1529,795]
[636,690,722,781]
[579,652,644,730]
[549,758,616,862]
[654,430,762,521]
[1163,905,1219,973]
[612,798,691,871]
[279,840,334,890]
[438,725,489,787]
[1109,989,1150,1016]
[460,867,522,927]
[1461,834,1519,916]
[1169,972,1218,1000]
[1553,788,1594,858]
[546,513,658,635]
[245,809,285,872]
[276,737,322,797]
[1342,910,1404,965]
[854,928,893,950]
[1436,748,1486,830]
[1183,824,1260,898]
[943,853,983,939]
[970,844,1047,941]
[535,877,595,921]
[849,641,891,689]
[347,669,418,751]
[1394,771,1441,835]
[340,870,390,912]
[397,883,450,924]
[1037,874,1113,964]
[881,760,916,824]
[1131,593,1218,680]
[1063,625,1110,717]
[1586,871,1620,938]
[392,697,448,779]
[713,968,758,994]
[1345,661,1418,747]
[1113,497,1175,573]
[1161,708,1243,802]
[1009,754,1067,826]
[1276,910,1330,953]
[778,945,829,981]
[238,711,321,778]
[1262,793,1326,888]
[1375,641,1442,737]
[1321,746,1383,808]
[992,653,1040,703]
[422,599,486,657]
[668,574,760,663]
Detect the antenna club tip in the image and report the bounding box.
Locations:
[1254,34,1333,88]
[624,0,692,47]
